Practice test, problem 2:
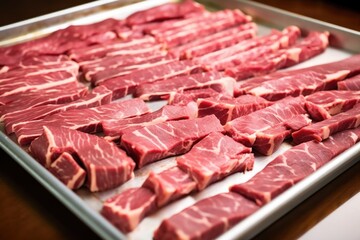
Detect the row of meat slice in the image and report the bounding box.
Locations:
[154,127,360,240]
[102,132,254,233]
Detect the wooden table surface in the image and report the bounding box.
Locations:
[0,1,359,239]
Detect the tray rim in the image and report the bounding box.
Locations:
[0,0,360,239]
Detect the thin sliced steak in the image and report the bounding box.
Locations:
[0,83,87,114]
[99,60,204,100]
[169,88,231,106]
[234,54,360,97]
[30,126,135,191]
[305,90,360,121]
[89,53,171,84]
[177,132,253,190]
[134,71,235,101]
[102,187,157,233]
[154,192,260,240]
[0,71,78,98]
[231,127,360,205]
[48,152,86,190]
[338,74,360,90]
[172,24,257,59]
[120,115,223,168]
[197,95,273,125]
[292,103,360,144]
[143,166,197,207]
[196,26,300,71]
[4,86,112,134]
[102,104,198,141]
[125,0,205,26]
[0,18,125,66]
[14,98,149,146]
[224,96,308,154]
[226,31,329,80]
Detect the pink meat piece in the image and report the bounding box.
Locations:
[338,74,360,90]
[102,187,157,233]
[234,54,360,97]
[225,31,329,80]
[134,71,235,101]
[0,83,87,115]
[89,53,171,84]
[154,192,260,240]
[14,98,149,146]
[30,126,135,191]
[99,60,204,100]
[68,35,158,62]
[0,71,78,99]
[292,103,360,144]
[169,88,231,106]
[196,26,300,71]
[120,115,223,168]
[4,86,112,133]
[0,56,79,83]
[305,90,360,121]
[125,0,205,26]
[0,18,125,66]
[231,127,360,205]
[155,9,250,47]
[177,132,253,190]
[143,166,197,207]
[172,23,257,59]
[48,152,86,190]
[102,104,198,141]
[224,96,307,154]
[197,95,273,125]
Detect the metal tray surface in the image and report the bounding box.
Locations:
[1,1,360,239]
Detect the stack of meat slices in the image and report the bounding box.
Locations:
[1,0,360,239]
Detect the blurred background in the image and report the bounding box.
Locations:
[0,0,359,30]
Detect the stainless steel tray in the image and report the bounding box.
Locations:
[1,1,360,239]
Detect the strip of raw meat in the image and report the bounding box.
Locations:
[88,53,170,84]
[1,55,71,72]
[134,71,235,101]
[171,23,257,59]
[0,57,79,83]
[197,95,273,125]
[68,35,158,62]
[231,127,360,205]
[102,187,157,233]
[226,31,329,80]
[292,103,360,144]
[14,98,149,146]
[4,86,112,134]
[29,126,135,191]
[125,0,205,26]
[177,132,253,190]
[143,166,197,207]
[0,18,125,66]
[102,104,198,141]
[154,192,260,240]
[48,152,86,190]
[234,54,360,97]
[0,83,87,113]
[169,88,231,106]
[195,26,300,70]
[210,26,301,70]
[155,10,250,47]
[120,115,223,168]
[224,96,308,154]
[305,90,360,121]
[338,74,360,90]
[0,71,78,98]
[99,60,204,100]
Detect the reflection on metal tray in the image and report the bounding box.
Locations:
[0,1,360,240]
